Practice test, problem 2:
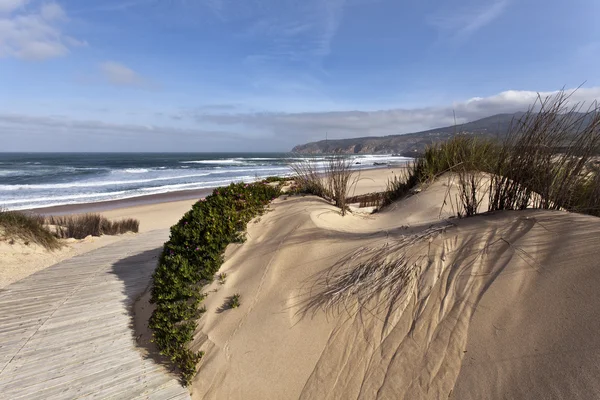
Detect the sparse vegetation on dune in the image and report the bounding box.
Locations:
[0,209,62,250]
[373,90,600,218]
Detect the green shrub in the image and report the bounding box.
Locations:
[149,182,280,385]
[262,176,289,183]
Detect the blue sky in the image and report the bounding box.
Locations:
[0,0,599,151]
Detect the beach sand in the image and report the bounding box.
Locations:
[184,176,600,399]
[5,167,600,399]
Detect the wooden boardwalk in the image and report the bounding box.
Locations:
[0,230,191,400]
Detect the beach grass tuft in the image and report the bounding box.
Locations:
[0,209,62,250]
[290,153,357,215]
[48,214,139,239]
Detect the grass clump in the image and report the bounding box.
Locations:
[149,182,280,385]
[217,272,227,285]
[290,158,330,198]
[0,209,62,250]
[48,214,139,239]
[290,154,357,215]
[229,293,241,309]
[412,90,600,217]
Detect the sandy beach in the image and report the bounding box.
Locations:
[0,168,398,289]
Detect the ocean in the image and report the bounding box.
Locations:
[0,153,411,210]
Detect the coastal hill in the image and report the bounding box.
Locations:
[291,112,523,155]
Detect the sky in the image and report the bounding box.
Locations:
[0,0,599,152]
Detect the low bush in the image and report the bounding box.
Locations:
[149,182,280,385]
[0,209,61,250]
[261,176,289,183]
[49,214,139,239]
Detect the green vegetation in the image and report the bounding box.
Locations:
[261,176,289,183]
[217,272,227,285]
[48,214,139,239]
[228,293,241,309]
[149,182,280,385]
[0,209,62,250]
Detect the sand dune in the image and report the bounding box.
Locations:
[190,177,600,399]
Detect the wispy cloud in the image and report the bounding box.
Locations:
[71,0,158,14]
[0,1,86,60]
[203,0,347,65]
[99,61,155,89]
[429,0,508,41]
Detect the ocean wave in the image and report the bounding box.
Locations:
[123,168,150,173]
[2,176,269,210]
[0,172,216,190]
[0,167,291,191]
[180,159,246,165]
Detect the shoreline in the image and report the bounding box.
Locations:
[25,165,401,216]
[29,187,215,216]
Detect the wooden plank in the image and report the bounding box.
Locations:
[0,229,189,400]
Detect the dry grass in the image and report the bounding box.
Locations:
[289,158,330,199]
[418,90,600,218]
[49,214,139,239]
[0,209,62,250]
[326,155,358,215]
[488,91,600,214]
[290,154,358,215]
[300,225,451,317]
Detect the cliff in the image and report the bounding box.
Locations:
[291,113,520,154]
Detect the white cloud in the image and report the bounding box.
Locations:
[429,0,508,41]
[0,0,28,13]
[192,87,600,144]
[99,61,150,88]
[0,113,253,151]
[3,86,600,151]
[0,1,85,60]
[39,2,65,20]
